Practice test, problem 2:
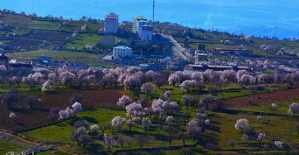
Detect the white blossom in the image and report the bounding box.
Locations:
[9,112,16,119]
[204,119,210,125]
[90,124,100,133]
[274,141,283,149]
[271,103,277,111]
[72,102,83,113]
[235,119,249,131]
[288,102,299,114]
[257,133,266,141]
[111,116,126,130]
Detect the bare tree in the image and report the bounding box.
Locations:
[79,134,93,148]
[228,139,238,149]
[117,137,125,148]
[136,135,149,148]
[126,137,133,148]
[178,132,188,145]
[100,123,111,135]
[167,127,176,146]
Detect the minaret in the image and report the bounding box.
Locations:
[195,50,199,65]
[195,43,199,64]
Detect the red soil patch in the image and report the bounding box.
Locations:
[223,88,299,108]
[0,88,123,131]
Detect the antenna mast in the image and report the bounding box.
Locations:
[152,0,155,26]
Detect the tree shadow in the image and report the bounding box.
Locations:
[81,116,98,124]
[207,124,220,133]
[10,107,32,114]
[32,107,49,112]
[45,91,59,95]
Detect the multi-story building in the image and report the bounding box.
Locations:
[112,46,132,60]
[104,13,119,34]
[101,35,117,48]
[138,24,153,41]
[132,16,147,33]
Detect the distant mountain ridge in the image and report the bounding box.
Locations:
[225,26,299,39]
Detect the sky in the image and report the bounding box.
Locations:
[0,0,298,36]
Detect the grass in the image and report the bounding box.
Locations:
[26,20,61,30]
[34,150,67,155]
[23,108,127,144]
[23,107,195,153]
[19,85,299,154]
[0,14,60,31]
[141,84,281,105]
[64,33,101,50]
[7,50,100,60]
[211,109,299,153]
[6,50,117,67]
[0,139,32,155]
[62,21,103,33]
[0,14,31,28]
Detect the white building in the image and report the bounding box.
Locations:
[138,24,153,41]
[132,16,147,33]
[104,13,119,34]
[112,46,132,60]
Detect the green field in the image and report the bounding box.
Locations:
[22,103,196,153]
[24,108,127,144]
[62,20,103,33]
[140,84,281,105]
[0,139,32,155]
[26,20,61,30]
[6,50,116,67]
[64,33,101,50]
[0,14,60,30]
[19,85,299,154]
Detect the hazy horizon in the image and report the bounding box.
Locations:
[1,0,298,38]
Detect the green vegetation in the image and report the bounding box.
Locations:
[0,139,32,155]
[62,21,102,33]
[64,33,101,50]
[24,108,126,144]
[7,50,116,67]
[8,50,100,60]
[35,151,67,155]
[23,107,195,153]
[2,11,299,155]
[19,84,299,154]
[26,20,61,30]
[141,84,280,103]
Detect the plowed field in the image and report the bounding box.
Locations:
[223,88,299,108]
